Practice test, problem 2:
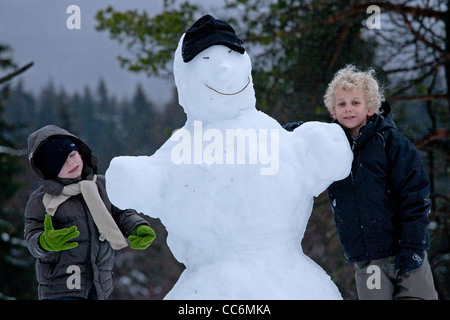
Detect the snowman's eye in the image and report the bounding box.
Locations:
[203,56,209,59]
[228,49,232,53]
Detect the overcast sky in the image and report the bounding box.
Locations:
[0,0,221,106]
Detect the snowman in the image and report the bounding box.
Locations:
[106,14,352,299]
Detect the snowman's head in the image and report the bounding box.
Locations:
[173,15,256,122]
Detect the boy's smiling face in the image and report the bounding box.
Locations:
[58,150,83,179]
[332,87,374,138]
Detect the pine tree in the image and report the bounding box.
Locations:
[0,44,36,299]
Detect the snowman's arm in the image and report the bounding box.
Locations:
[105,155,164,219]
[292,121,353,196]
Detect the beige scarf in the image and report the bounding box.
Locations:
[42,175,128,250]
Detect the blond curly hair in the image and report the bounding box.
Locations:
[323,65,384,115]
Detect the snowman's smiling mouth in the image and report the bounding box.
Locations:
[205,76,250,96]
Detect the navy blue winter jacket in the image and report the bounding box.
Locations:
[327,102,431,262]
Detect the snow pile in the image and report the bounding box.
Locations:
[106,32,352,299]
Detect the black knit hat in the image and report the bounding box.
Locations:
[34,137,79,179]
[182,14,245,62]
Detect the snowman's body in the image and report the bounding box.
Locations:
[106,32,352,299]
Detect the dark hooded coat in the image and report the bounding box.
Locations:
[283,102,431,263]
[327,102,431,262]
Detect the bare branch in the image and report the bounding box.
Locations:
[389,94,448,102]
[413,128,449,149]
[324,2,445,25]
[401,13,445,54]
[0,62,34,85]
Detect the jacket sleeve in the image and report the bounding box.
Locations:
[386,129,431,250]
[112,205,150,237]
[282,121,304,132]
[24,190,51,259]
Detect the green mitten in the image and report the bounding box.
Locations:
[39,214,80,252]
[128,225,156,250]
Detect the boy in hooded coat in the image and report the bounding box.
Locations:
[25,124,155,300]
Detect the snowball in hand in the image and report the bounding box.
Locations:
[106,15,352,299]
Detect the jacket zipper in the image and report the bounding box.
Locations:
[350,137,369,260]
[350,139,356,182]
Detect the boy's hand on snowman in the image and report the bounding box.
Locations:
[128,225,156,250]
[39,214,80,252]
[282,121,304,132]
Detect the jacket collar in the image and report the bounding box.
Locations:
[332,101,396,151]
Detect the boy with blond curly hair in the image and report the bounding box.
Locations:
[285,65,437,299]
